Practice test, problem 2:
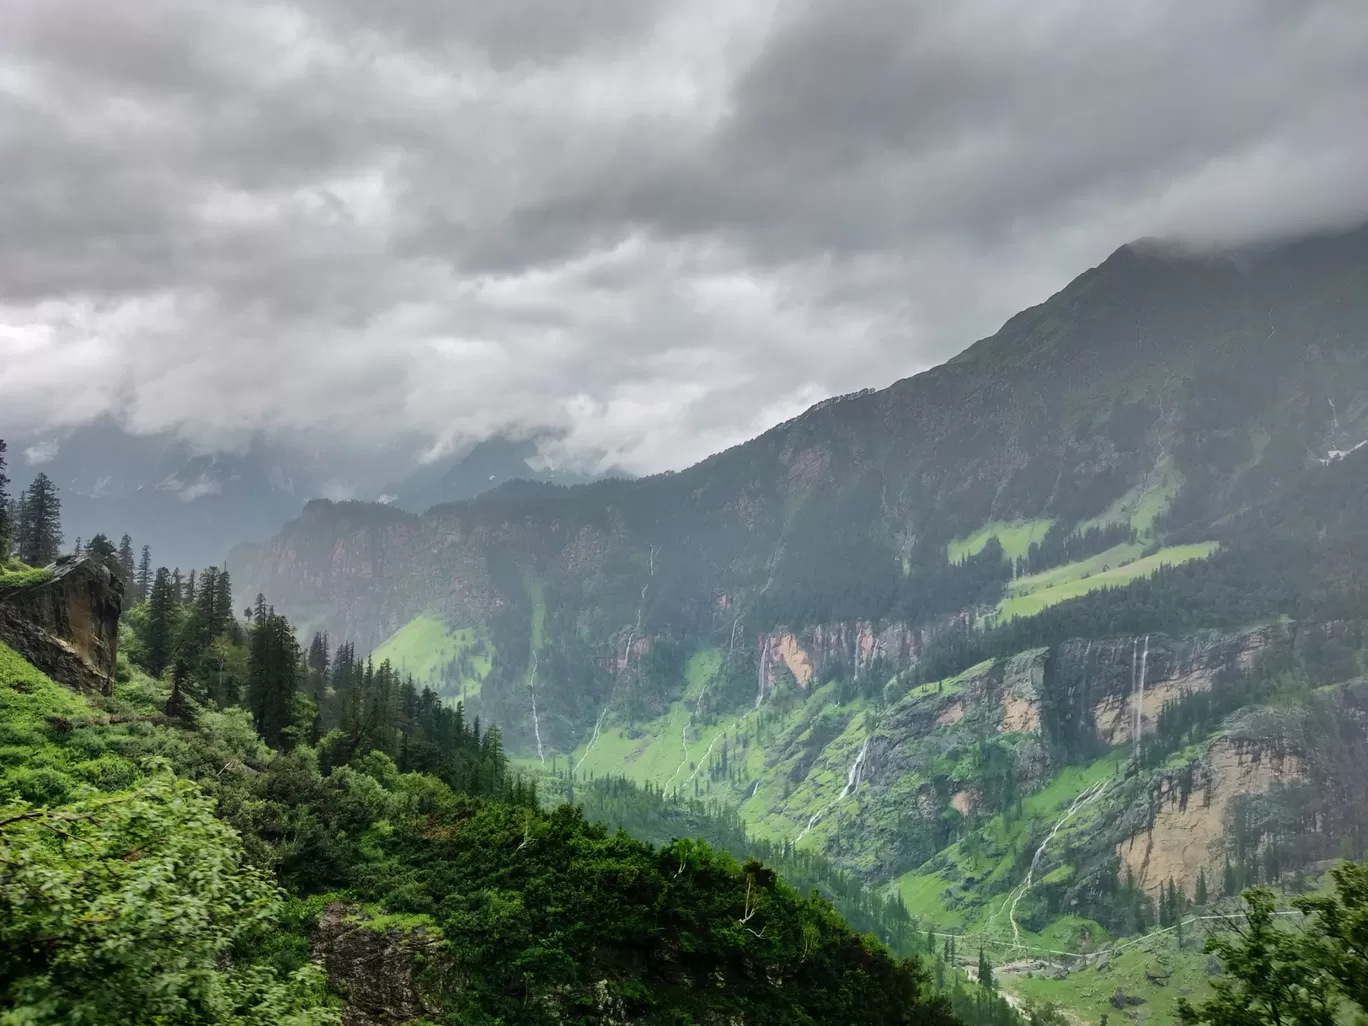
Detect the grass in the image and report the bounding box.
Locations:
[0,561,53,591]
[948,520,1055,563]
[370,615,492,700]
[995,542,1218,621]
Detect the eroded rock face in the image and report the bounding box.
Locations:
[311,902,449,1026]
[0,556,122,693]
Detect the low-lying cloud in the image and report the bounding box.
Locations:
[2,0,1366,474]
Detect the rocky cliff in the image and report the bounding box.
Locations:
[0,556,123,693]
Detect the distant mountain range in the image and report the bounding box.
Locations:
[0,423,626,571]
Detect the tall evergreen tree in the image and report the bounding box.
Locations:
[171,568,183,606]
[247,612,300,749]
[86,534,117,566]
[186,569,197,605]
[117,534,135,582]
[977,947,995,990]
[213,569,233,636]
[144,568,176,678]
[135,546,153,603]
[17,473,62,566]
[1196,867,1209,906]
[0,438,10,558]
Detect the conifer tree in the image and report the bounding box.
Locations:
[1196,867,1209,906]
[72,538,82,556]
[135,546,153,603]
[0,438,10,558]
[186,569,197,604]
[247,612,300,749]
[86,533,116,566]
[213,569,233,635]
[171,568,183,606]
[144,568,176,677]
[977,947,995,990]
[117,534,135,582]
[17,473,62,566]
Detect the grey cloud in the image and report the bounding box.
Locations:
[1,0,1366,477]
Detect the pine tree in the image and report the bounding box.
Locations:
[1223,858,1238,898]
[72,538,83,556]
[86,534,116,567]
[0,438,10,558]
[117,534,135,582]
[171,568,183,606]
[1196,867,1209,906]
[247,612,300,749]
[186,569,197,605]
[144,568,176,677]
[977,947,995,990]
[17,473,62,566]
[213,570,233,635]
[135,546,153,603]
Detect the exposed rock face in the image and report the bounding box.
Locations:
[0,556,123,693]
[311,902,449,1026]
[1117,738,1306,897]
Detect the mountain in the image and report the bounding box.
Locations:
[384,434,631,513]
[233,223,1368,1013]
[0,423,626,572]
[0,422,332,572]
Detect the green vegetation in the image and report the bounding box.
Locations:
[949,520,1055,563]
[370,614,492,699]
[0,559,53,590]
[996,541,1218,620]
[1,579,969,1024]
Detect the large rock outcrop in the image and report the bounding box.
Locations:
[311,902,450,1026]
[0,556,123,693]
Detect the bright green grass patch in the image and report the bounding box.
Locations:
[0,562,53,590]
[948,520,1055,563]
[1007,543,1146,597]
[1081,464,1182,541]
[371,615,492,699]
[995,542,1218,621]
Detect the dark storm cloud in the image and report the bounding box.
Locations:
[2,0,1366,476]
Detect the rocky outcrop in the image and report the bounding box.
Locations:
[311,902,450,1026]
[1116,737,1306,898]
[0,556,123,693]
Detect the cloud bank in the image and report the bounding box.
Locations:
[2,0,1366,473]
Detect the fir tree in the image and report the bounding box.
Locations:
[86,534,117,566]
[144,568,176,678]
[1223,859,1239,898]
[117,534,135,582]
[171,568,184,606]
[1196,867,1209,906]
[213,570,233,635]
[977,947,995,990]
[186,569,197,605]
[247,612,300,749]
[0,438,10,558]
[135,546,153,604]
[17,473,62,566]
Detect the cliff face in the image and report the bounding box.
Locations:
[0,556,123,693]
[311,903,449,1026]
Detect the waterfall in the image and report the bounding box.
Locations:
[528,649,545,765]
[1134,635,1150,762]
[795,732,872,843]
[1007,779,1111,947]
[755,639,770,709]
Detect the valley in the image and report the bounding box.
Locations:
[229,224,1368,1021]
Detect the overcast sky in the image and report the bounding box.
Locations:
[2,0,1367,475]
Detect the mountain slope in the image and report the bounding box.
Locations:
[232,223,1368,1012]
